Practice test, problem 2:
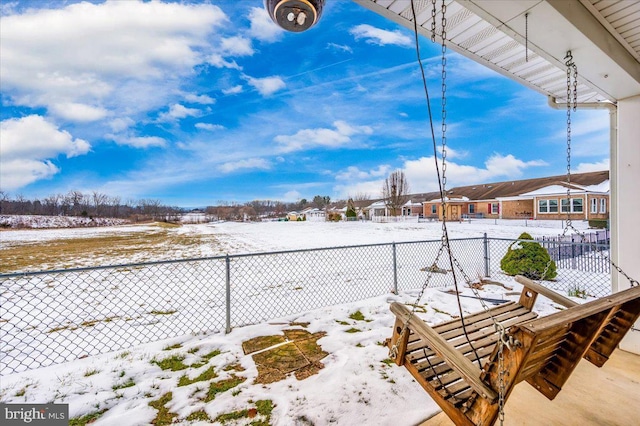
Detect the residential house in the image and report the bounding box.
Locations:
[286,211,300,221]
[401,192,440,217]
[421,171,609,221]
[300,207,325,221]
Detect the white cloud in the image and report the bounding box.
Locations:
[0,115,90,190]
[248,7,283,42]
[109,117,135,132]
[575,159,609,173]
[349,24,412,47]
[207,54,242,70]
[195,123,225,131]
[335,165,390,181]
[111,135,167,149]
[185,94,215,105]
[49,102,108,122]
[222,85,244,95]
[327,42,353,53]
[283,190,302,202]
[218,158,271,173]
[1,1,226,122]
[332,165,391,199]
[221,36,254,57]
[245,75,286,96]
[158,104,201,122]
[275,121,373,153]
[334,180,384,200]
[333,153,547,198]
[403,153,548,193]
[556,111,609,139]
[436,145,468,160]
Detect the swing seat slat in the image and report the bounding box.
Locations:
[388,275,640,426]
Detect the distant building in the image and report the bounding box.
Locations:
[422,170,609,221]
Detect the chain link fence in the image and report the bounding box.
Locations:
[486,238,612,299]
[0,236,613,375]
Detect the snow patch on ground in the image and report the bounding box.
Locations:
[0,215,130,229]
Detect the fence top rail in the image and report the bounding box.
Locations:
[1,237,483,278]
[488,237,610,248]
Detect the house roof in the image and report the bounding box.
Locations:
[430,170,609,201]
[326,171,609,209]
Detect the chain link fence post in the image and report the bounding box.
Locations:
[392,242,398,294]
[225,254,231,334]
[484,233,490,277]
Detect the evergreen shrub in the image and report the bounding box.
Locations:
[500,232,557,280]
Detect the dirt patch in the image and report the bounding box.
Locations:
[242,335,286,355]
[245,328,328,385]
[1,225,219,273]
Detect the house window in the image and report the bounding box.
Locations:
[468,204,475,214]
[539,200,548,213]
[561,198,583,213]
[491,203,499,214]
[573,198,583,213]
[591,198,598,214]
[431,205,437,214]
[538,199,558,213]
[600,198,606,214]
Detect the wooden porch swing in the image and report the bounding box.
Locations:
[387,2,640,425]
[388,275,640,426]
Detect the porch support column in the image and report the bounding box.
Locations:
[613,94,640,353]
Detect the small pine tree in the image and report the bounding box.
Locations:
[346,198,357,220]
[500,232,557,280]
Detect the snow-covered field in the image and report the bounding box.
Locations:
[0,219,607,425]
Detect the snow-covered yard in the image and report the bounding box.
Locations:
[0,220,608,425]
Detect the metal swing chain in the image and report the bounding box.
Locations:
[441,0,448,203]
[430,0,437,42]
[392,7,514,417]
[436,0,505,357]
[563,54,637,288]
[497,326,506,425]
[525,13,529,62]
[564,51,578,235]
[530,53,578,284]
[390,244,447,360]
[390,0,445,360]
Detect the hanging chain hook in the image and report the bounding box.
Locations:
[525,13,529,62]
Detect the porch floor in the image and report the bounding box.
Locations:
[421,349,640,426]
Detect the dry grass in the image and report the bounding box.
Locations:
[1,223,219,273]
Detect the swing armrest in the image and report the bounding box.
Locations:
[515,275,578,308]
[390,302,498,402]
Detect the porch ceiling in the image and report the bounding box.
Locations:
[353,0,640,103]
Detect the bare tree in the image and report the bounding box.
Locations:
[0,191,10,214]
[65,190,86,216]
[312,195,331,209]
[352,192,371,202]
[382,170,410,216]
[92,191,109,217]
[108,196,121,217]
[43,194,60,215]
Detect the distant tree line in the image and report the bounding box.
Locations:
[204,195,333,221]
[0,170,413,223]
[0,190,336,222]
[0,190,181,222]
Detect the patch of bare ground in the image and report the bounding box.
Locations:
[243,327,328,385]
[0,223,219,273]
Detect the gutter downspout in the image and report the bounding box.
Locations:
[547,96,618,292]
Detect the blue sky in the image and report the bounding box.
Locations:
[0,0,610,207]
